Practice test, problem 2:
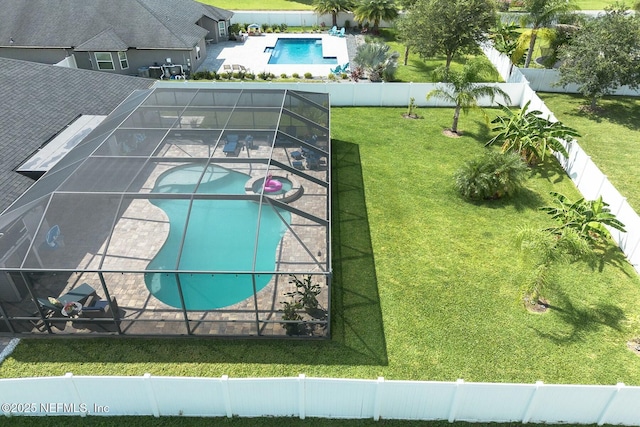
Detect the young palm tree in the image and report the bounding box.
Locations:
[521,0,578,68]
[313,0,354,28]
[353,0,399,33]
[426,60,511,135]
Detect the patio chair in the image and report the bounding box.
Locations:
[342,62,350,72]
[328,26,338,35]
[223,64,232,72]
[338,28,345,37]
[37,283,96,312]
[330,64,343,74]
[223,134,240,156]
[232,64,241,71]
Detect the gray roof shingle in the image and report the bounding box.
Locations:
[0,57,154,213]
[0,0,233,50]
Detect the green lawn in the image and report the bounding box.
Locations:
[538,93,640,212]
[3,107,640,386]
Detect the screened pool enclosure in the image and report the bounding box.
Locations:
[0,88,331,337]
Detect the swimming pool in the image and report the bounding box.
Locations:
[144,165,291,310]
[267,38,337,65]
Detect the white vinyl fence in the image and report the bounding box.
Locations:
[230,11,393,29]
[2,374,640,424]
[159,81,524,107]
[520,68,640,95]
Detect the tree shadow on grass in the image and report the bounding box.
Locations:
[11,140,389,368]
[465,187,546,213]
[563,94,640,131]
[530,291,626,345]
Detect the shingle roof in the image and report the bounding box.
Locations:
[75,29,129,52]
[0,0,233,50]
[0,58,154,213]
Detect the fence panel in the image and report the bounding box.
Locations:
[601,385,640,425]
[527,384,621,424]
[454,382,535,423]
[378,381,458,420]
[149,376,226,417]
[304,378,376,418]
[71,375,153,416]
[227,377,299,417]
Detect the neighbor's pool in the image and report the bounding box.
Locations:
[144,165,291,310]
[266,38,337,65]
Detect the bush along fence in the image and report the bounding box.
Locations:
[2,374,640,423]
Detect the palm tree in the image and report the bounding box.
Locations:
[313,0,354,28]
[353,42,399,82]
[521,0,578,68]
[426,60,511,135]
[353,0,399,33]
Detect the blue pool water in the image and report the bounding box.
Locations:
[267,38,337,65]
[144,165,291,310]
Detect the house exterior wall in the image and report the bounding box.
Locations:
[0,47,70,64]
[74,49,198,76]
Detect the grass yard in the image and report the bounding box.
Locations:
[538,93,640,212]
[2,107,640,386]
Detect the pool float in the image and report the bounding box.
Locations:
[264,175,282,192]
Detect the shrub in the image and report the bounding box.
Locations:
[265,27,273,33]
[232,72,240,79]
[340,72,348,80]
[261,23,269,32]
[344,20,351,30]
[292,72,300,79]
[280,23,288,32]
[280,73,288,79]
[328,73,337,80]
[219,72,230,80]
[304,72,313,79]
[246,72,256,80]
[454,151,529,201]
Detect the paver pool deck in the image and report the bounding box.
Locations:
[198,33,353,77]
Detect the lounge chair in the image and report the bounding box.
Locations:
[330,65,343,74]
[232,64,241,71]
[338,28,345,37]
[328,26,338,35]
[342,62,350,72]
[223,134,239,155]
[37,282,96,312]
[223,64,232,72]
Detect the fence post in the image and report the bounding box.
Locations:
[522,381,544,424]
[373,377,384,421]
[447,379,465,423]
[142,373,160,417]
[64,372,87,417]
[298,374,306,420]
[221,375,232,418]
[595,175,607,198]
[597,382,625,426]
[575,156,591,188]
